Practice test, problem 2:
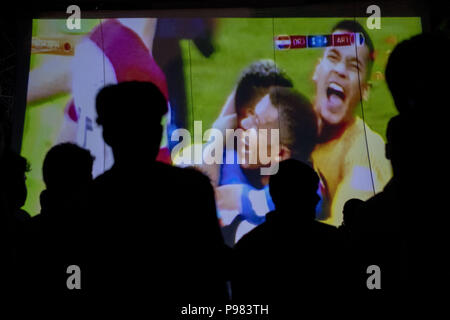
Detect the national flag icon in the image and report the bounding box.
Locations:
[275,35,291,50]
[355,32,365,46]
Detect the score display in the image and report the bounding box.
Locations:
[275,32,365,50]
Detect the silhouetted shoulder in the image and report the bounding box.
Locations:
[164,164,216,195]
[234,218,272,253]
[168,163,212,181]
[362,179,401,232]
[92,167,116,186]
[312,220,338,233]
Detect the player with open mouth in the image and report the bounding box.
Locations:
[311,20,392,226]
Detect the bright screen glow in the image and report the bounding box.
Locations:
[22,16,422,246]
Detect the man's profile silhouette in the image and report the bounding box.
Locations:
[87,81,228,307]
[231,159,342,311]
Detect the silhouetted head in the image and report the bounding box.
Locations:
[96,81,167,165]
[235,60,293,127]
[385,114,416,182]
[385,32,450,115]
[2,150,30,212]
[269,159,320,219]
[43,143,94,192]
[342,198,365,230]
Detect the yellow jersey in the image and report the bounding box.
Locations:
[312,117,392,227]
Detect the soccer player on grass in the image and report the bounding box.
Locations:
[27,18,170,177]
[310,20,392,226]
[174,60,295,244]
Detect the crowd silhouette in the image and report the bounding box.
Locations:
[1,31,447,313]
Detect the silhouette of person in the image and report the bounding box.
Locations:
[231,159,342,313]
[385,32,450,118]
[39,143,94,220]
[0,106,9,161]
[341,198,365,232]
[1,151,31,285]
[384,32,450,218]
[335,116,409,305]
[358,116,409,231]
[0,151,30,259]
[87,81,228,309]
[1,151,31,224]
[350,32,450,298]
[0,109,14,295]
[0,151,33,296]
[15,143,94,296]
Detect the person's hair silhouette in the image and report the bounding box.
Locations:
[0,151,31,296]
[43,143,94,192]
[385,32,450,115]
[231,159,342,310]
[90,81,228,305]
[2,150,30,219]
[385,115,410,180]
[19,143,94,296]
[383,32,450,296]
[269,159,320,219]
[96,81,168,165]
[39,143,94,225]
[342,198,365,231]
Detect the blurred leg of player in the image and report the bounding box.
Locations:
[68,18,170,177]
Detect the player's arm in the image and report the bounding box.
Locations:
[27,55,73,104]
[27,32,89,105]
[117,18,157,53]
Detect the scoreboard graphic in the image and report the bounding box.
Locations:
[275,32,365,50]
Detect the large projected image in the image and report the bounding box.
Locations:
[23,16,422,246]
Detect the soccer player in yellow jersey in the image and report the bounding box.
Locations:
[311,20,392,227]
